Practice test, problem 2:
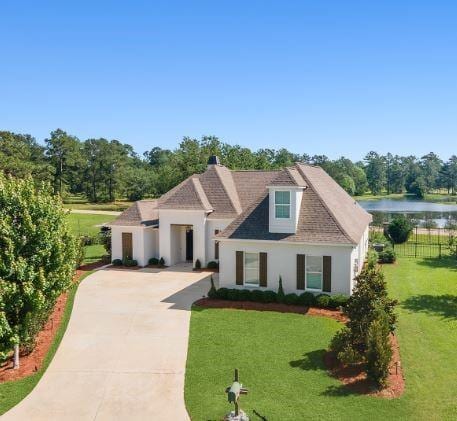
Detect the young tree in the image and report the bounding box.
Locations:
[0,175,77,367]
[366,307,393,388]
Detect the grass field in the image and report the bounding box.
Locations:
[354,192,457,204]
[67,213,116,236]
[0,271,94,415]
[62,194,134,211]
[185,257,457,420]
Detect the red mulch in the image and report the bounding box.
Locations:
[324,334,405,398]
[194,298,347,323]
[0,261,105,383]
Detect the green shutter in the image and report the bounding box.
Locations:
[323,256,332,293]
[259,252,267,287]
[236,251,243,285]
[297,254,305,290]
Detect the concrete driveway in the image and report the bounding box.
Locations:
[3,265,213,421]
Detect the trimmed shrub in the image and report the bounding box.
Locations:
[328,294,349,309]
[283,293,299,305]
[208,276,217,299]
[251,289,265,303]
[298,291,317,306]
[122,258,138,267]
[206,260,219,269]
[262,290,278,304]
[378,247,396,264]
[149,257,159,265]
[159,257,165,266]
[366,307,393,388]
[316,294,331,308]
[227,289,240,301]
[387,215,413,244]
[277,276,285,303]
[238,289,252,301]
[112,259,122,266]
[194,259,202,270]
[215,288,229,300]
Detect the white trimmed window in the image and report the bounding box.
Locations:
[306,256,323,291]
[244,252,259,286]
[275,191,291,219]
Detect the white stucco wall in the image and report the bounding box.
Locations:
[158,209,208,266]
[205,219,232,264]
[218,239,355,295]
[268,187,304,234]
[350,226,369,291]
[111,226,147,266]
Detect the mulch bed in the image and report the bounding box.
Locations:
[194,298,347,323]
[192,268,219,273]
[107,265,142,270]
[0,261,105,383]
[324,333,404,398]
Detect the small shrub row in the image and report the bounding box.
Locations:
[148,257,166,266]
[112,258,138,267]
[208,286,348,309]
[378,247,396,263]
[206,260,219,269]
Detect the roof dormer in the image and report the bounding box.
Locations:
[268,167,307,234]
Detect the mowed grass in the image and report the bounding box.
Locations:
[185,257,457,420]
[67,213,116,236]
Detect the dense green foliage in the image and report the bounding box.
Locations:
[0,176,77,361]
[208,285,348,309]
[1,130,456,202]
[186,258,457,419]
[387,215,413,244]
[366,307,393,388]
[330,266,397,372]
[0,271,94,415]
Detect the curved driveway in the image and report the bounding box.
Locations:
[3,265,212,421]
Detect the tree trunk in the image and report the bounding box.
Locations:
[13,344,19,369]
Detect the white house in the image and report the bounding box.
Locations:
[109,156,372,295]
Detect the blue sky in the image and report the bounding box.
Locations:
[1,1,456,160]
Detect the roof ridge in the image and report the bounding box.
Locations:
[295,164,355,243]
[214,165,242,214]
[192,177,213,211]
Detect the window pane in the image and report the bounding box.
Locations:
[275,204,290,218]
[275,191,290,205]
[306,256,322,272]
[245,253,259,285]
[306,256,323,290]
[307,273,322,290]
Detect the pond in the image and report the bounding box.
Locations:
[357,198,457,228]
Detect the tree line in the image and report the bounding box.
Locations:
[1,129,456,201]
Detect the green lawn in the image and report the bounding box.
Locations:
[185,257,457,420]
[0,271,94,415]
[67,213,116,236]
[354,192,457,204]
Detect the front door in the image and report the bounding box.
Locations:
[122,232,133,260]
[185,228,193,261]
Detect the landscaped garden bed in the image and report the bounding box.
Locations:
[195,298,347,322]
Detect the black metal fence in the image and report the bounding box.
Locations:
[369,225,457,259]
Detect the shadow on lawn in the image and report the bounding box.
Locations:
[402,294,457,320]
[289,349,327,371]
[416,256,457,271]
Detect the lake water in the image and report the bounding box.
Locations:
[357,198,457,228]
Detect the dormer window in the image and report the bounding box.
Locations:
[275,191,291,219]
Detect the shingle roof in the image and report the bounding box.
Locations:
[109,200,159,227]
[218,163,372,245]
[110,162,372,244]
